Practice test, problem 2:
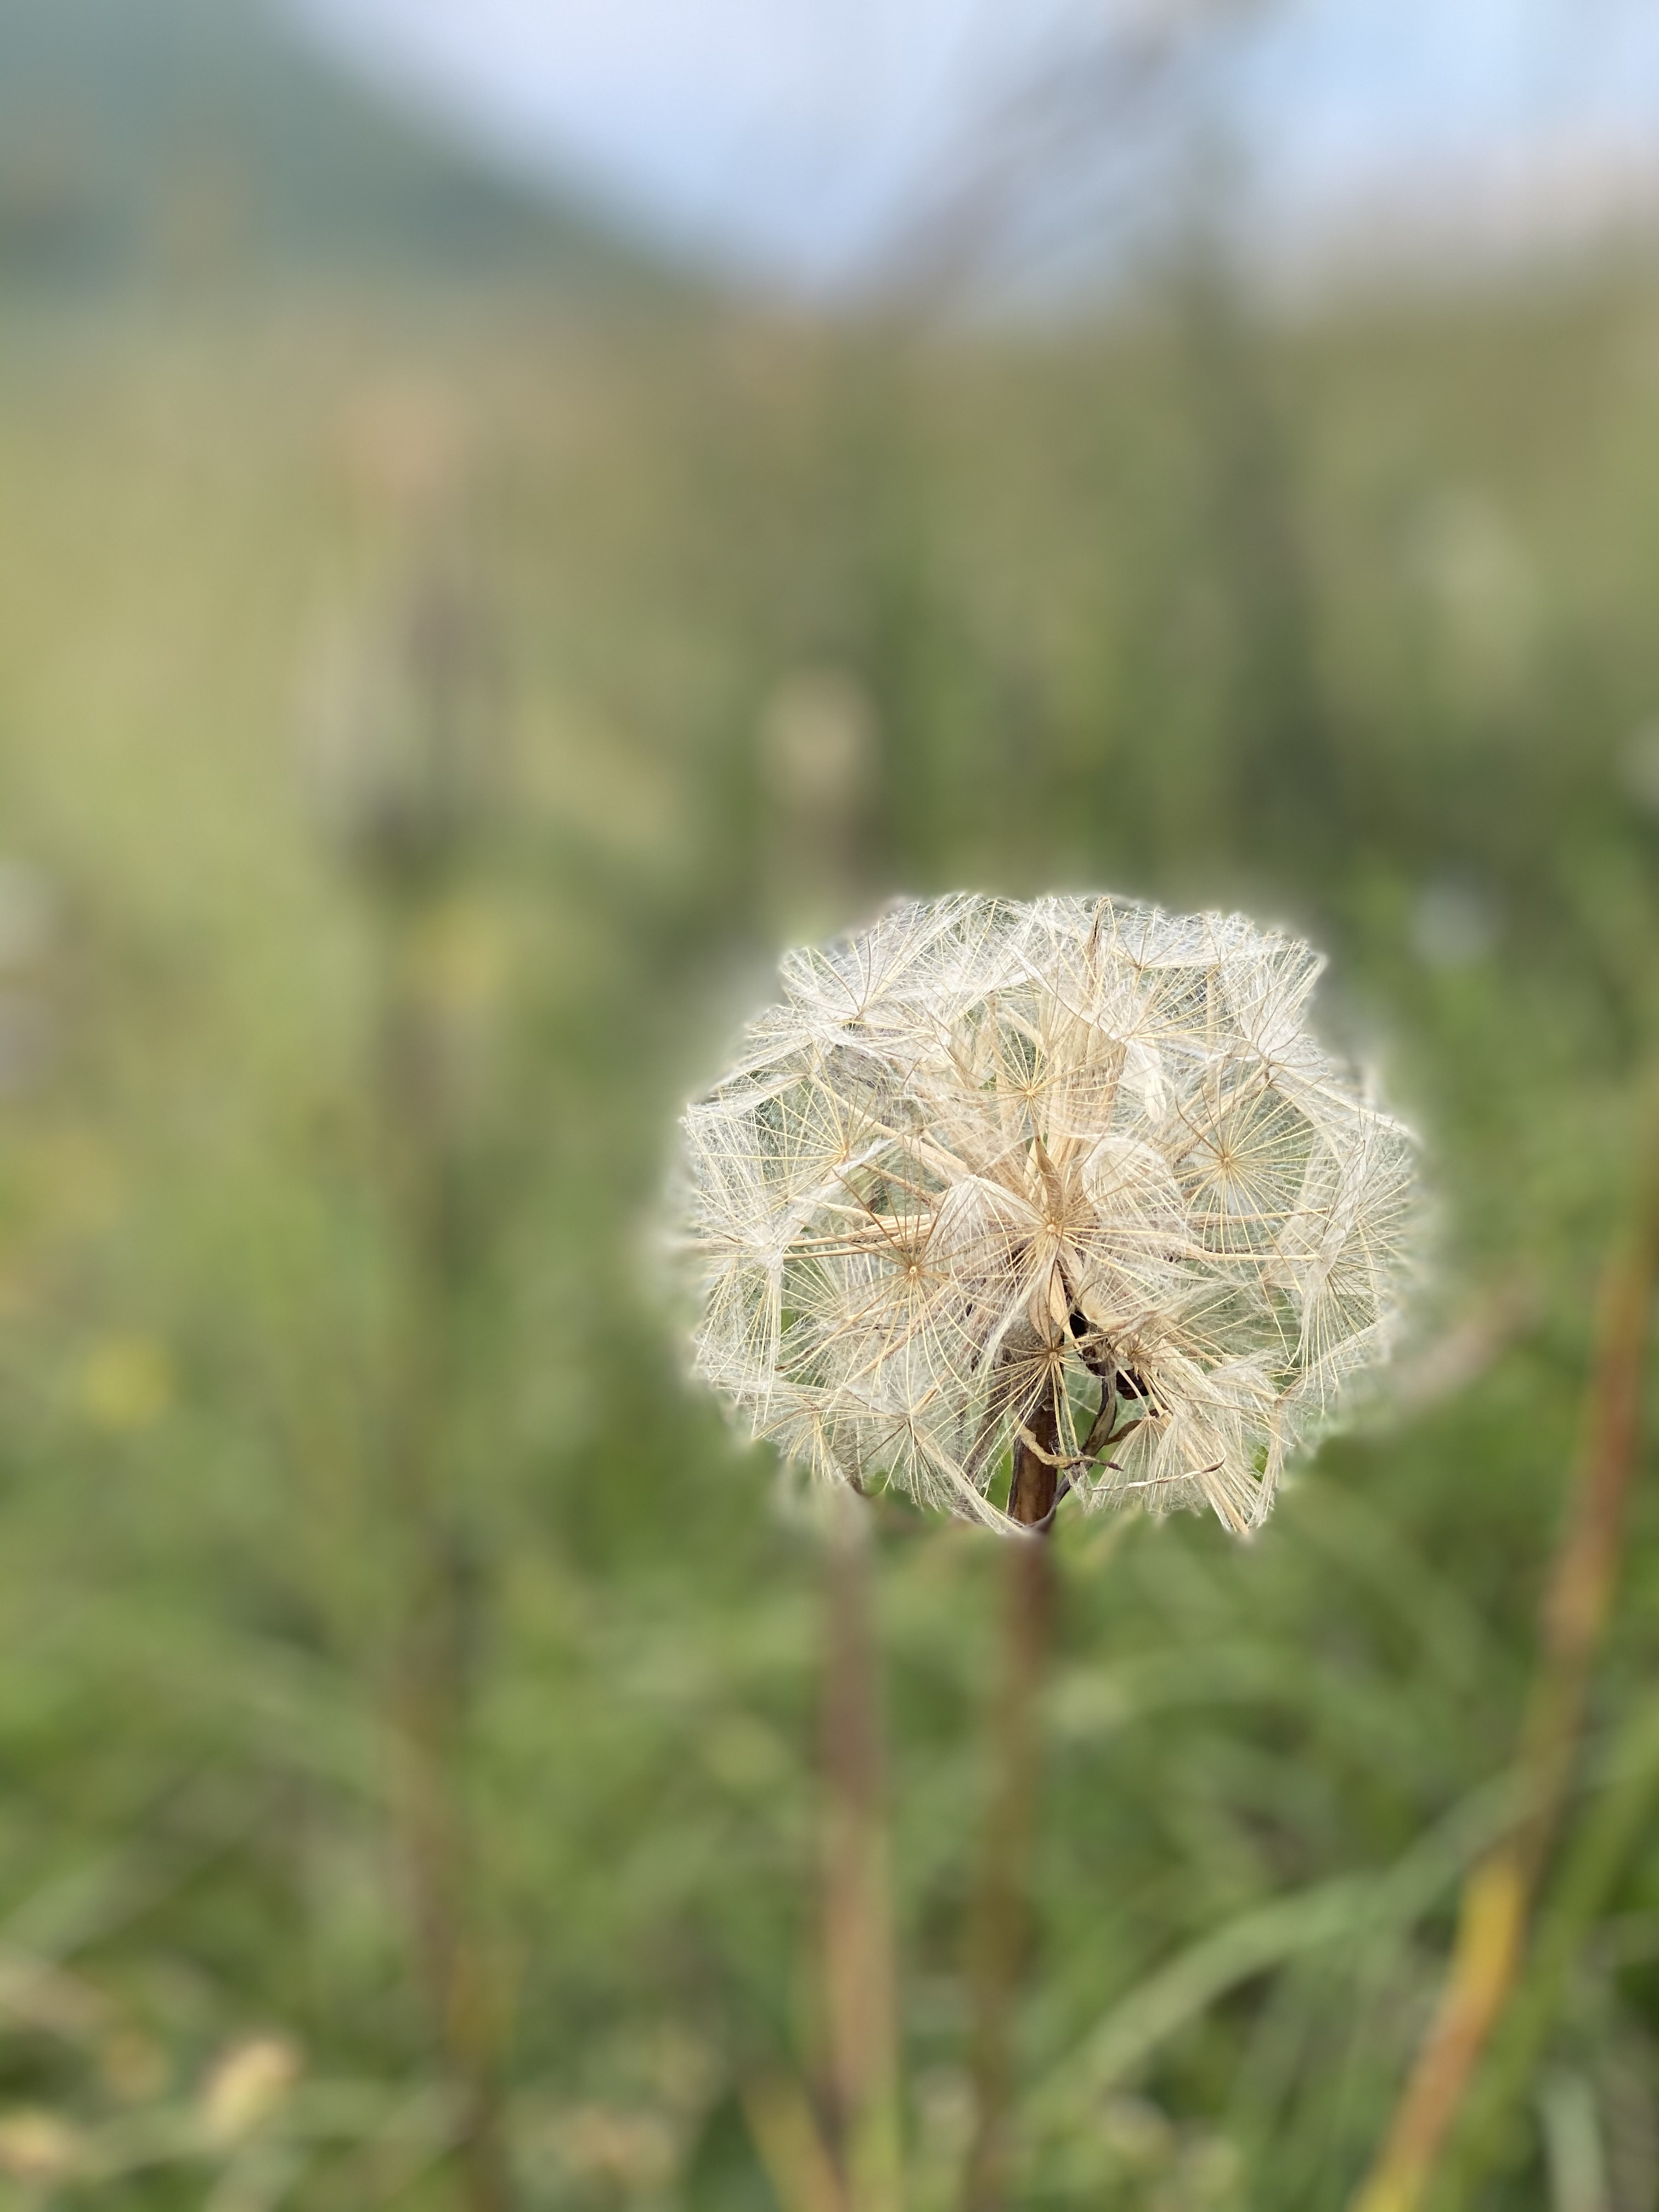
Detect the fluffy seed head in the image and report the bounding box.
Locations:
[678,893,1415,1535]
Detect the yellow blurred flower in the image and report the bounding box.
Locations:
[199,2035,302,2147]
[80,1336,173,1432]
[0,2108,80,2185]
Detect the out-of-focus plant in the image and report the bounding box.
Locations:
[306,450,513,2210]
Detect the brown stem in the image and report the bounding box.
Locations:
[1350,1126,1659,2212]
[820,1496,903,2212]
[963,1401,1060,2212]
[1007,1391,1060,1529]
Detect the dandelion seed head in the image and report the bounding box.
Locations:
[678,893,1417,1536]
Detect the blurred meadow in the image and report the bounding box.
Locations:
[8,3,1659,2208]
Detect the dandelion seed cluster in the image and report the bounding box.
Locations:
[680,894,1415,1534]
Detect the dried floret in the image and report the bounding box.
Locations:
[679,894,1415,1534]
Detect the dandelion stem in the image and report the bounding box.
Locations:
[820,1494,904,2212]
[1350,1118,1659,2212]
[962,1402,1060,2212]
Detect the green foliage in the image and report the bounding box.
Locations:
[2,257,1659,2206]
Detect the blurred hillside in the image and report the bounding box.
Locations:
[0,0,666,291]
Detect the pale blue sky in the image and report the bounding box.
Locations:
[282,0,1659,294]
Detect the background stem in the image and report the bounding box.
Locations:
[1351,1116,1659,2212]
[356,540,512,2212]
[820,1497,903,2212]
[379,926,511,2212]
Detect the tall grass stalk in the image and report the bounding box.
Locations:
[1442,1695,1659,2204]
[820,1498,904,2212]
[377,912,510,2212]
[334,534,511,2212]
[1351,1114,1659,2212]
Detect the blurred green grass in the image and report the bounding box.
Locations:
[3,259,1659,2208]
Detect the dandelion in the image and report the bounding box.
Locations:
[680,893,1414,1535]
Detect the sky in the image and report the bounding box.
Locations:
[281,0,1659,296]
